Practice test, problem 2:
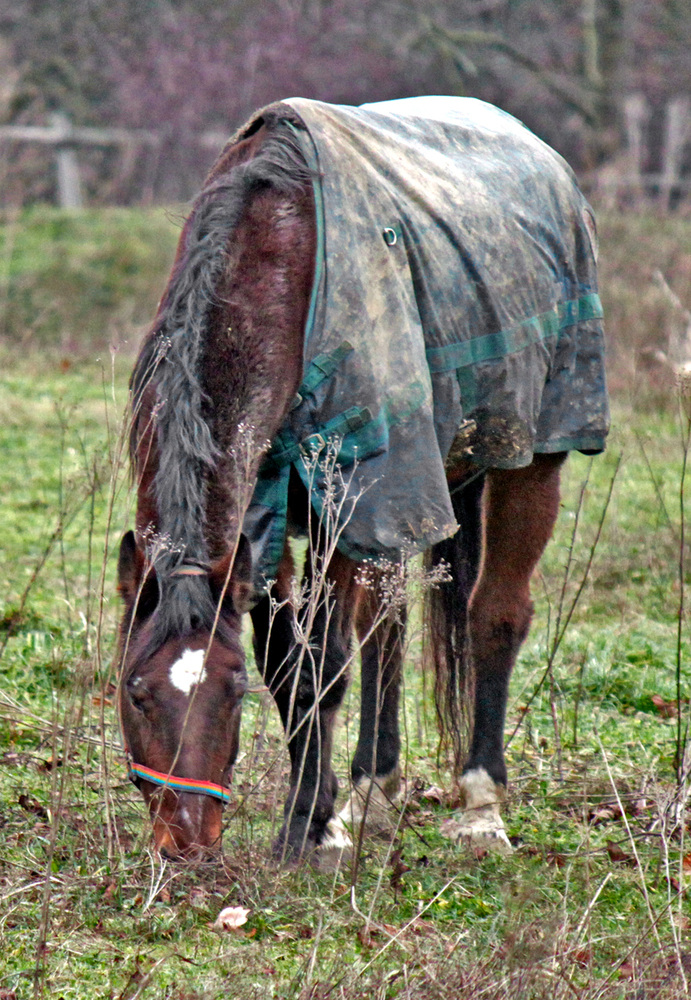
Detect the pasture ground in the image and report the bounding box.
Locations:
[1,208,691,999]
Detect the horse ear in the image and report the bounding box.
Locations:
[210,534,254,615]
[118,531,159,619]
[118,531,144,606]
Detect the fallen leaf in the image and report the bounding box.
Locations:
[389,849,410,891]
[588,803,623,825]
[357,926,377,948]
[214,905,250,931]
[651,694,679,718]
[606,840,635,865]
[18,794,48,819]
[572,947,592,967]
[103,880,117,901]
[420,785,445,804]
[618,959,635,980]
[410,919,437,937]
[668,875,682,893]
[39,757,63,772]
[683,853,691,872]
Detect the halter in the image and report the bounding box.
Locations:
[125,751,232,806]
[122,556,231,806]
[168,560,212,578]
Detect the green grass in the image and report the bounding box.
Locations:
[0,206,180,350]
[1,208,691,998]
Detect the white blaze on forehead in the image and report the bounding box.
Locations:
[169,647,207,695]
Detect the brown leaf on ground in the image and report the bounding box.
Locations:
[389,848,410,891]
[103,880,117,901]
[618,959,635,980]
[38,756,63,772]
[651,694,681,717]
[357,926,377,948]
[606,840,635,865]
[588,803,623,825]
[410,919,438,937]
[18,794,48,819]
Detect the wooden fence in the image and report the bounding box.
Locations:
[583,94,691,209]
[0,112,227,207]
[1,98,690,209]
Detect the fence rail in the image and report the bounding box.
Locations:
[0,112,229,207]
[2,98,690,209]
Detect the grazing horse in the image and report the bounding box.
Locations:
[118,97,608,861]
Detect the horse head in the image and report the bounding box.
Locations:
[116,530,253,859]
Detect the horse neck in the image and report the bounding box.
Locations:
[147,182,314,567]
[201,185,314,559]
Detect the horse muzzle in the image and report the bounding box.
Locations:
[151,789,224,860]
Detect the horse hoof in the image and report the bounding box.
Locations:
[441,812,513,854]
[337,770,401,835]
[441,767,513,855]
[315,816,353,870]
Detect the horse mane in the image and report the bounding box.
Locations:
[129,112,313,643]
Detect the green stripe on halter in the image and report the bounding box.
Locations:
[128,761,232,805]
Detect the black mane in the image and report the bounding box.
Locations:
[129,113,313,644]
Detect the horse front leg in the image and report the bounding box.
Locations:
[450,453,566,852]
[338,575,405,835]
[252,546,357,864]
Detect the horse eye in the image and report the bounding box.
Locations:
[127,677,149,713]
[130,691,147,713]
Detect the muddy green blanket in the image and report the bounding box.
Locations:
[241,96,609,593]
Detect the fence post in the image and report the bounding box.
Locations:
[50,112,83,209]
[659,97,690,209]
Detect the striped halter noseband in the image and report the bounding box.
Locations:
[126,752,232,806]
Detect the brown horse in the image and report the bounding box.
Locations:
[118,97,608,861]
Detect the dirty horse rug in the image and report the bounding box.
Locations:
[239,97,609,591]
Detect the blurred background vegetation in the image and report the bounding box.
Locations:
[0,0,689,206]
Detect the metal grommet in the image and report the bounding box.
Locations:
[383,227,398,246]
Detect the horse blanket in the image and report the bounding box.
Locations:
[238,96,610,594]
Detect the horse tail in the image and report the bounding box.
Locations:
[423,473,485,771]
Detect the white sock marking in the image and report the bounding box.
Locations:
[169,647,207,695]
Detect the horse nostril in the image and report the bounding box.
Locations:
[159,843,179,861]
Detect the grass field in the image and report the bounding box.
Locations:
[1,207,691,999]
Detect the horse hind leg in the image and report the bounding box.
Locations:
[338,575,405,835]
[447,453,566,853]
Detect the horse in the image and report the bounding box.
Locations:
[117,96,609,861]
